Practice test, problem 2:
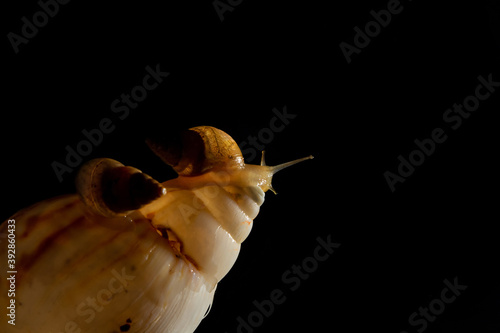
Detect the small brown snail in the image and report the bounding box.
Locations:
[0,126,312,333]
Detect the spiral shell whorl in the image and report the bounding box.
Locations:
[75,158,166,218]
[139,183,264,282]
[147,126,244,176]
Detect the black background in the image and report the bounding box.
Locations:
[2,0,499,332]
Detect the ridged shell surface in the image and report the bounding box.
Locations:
[0,195,215,333]
[0,177,265,332]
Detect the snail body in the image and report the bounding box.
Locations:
[0,126,312,333]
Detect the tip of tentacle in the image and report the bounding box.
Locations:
[267,154,314,175]
[259,151,314,194]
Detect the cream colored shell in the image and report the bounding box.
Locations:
[0,126,312,333]
[0,177,264,332]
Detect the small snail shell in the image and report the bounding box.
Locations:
[0,126,312,333]
[75,158,166,217]
[146,126,245,176]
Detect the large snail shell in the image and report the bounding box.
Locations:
[0,195,214,333]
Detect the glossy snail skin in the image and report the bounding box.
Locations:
[0,126,312,333]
